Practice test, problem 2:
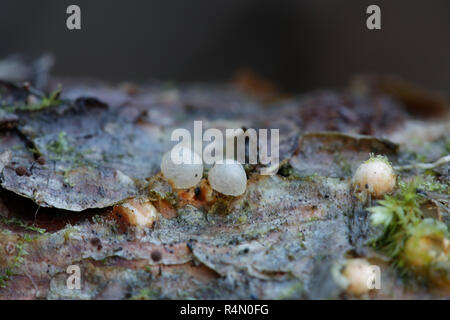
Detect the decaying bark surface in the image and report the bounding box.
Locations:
[0,58,449,299]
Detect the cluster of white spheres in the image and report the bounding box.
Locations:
[353,156,396,198]
[161,146,247,196]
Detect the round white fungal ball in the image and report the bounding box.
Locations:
[208,159,247,196]
[353,156,396,197]
[342,258,373,296]
[160,145,203,189]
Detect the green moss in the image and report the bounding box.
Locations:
[365,153,393,167]
[237,214,248,224]
[45,131,95,187]
[420,178,449,194]
[306,217,319,223]
[62,168,75,187]
[408,218,448,238]
[28,146,42,157]
[22,87,62,111]
[130,288,161,300]
[47,131,74,158]
[302,173,319,182]
[4,86,62,113]
[91,214,105,225]
[163,191,178,206]
[368,178,449,269]
[278,161,294,177]
[424,169,437,177]
[243,163,257,176]
[0,236,30,288]
[63,227,79,242]
[416,154,429,163]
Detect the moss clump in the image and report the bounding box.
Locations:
[419,177,449,194]
[46,131,92,187]
[47,131,74,158]
[277,161,294,177]
[22,87,62,111]
[0,236,31,288]
[364,153,393,167]
[277,161,304,180]
[5,86,62,113]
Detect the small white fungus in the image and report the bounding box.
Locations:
[353,155,396,198]
[161,145,203,189]
[342,258,373,296]
[208,159,247,196]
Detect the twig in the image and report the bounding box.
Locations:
[394,154,450,171]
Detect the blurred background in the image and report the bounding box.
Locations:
[0,0,449,93]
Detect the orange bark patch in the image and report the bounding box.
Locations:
[113,197,159,228]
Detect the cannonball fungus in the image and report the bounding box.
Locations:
[208,159,247,196]
[353,155,396,198]
[342,258,374,296]
[161,145,203,189]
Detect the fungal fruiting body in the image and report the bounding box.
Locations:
[353,155,396,198]
[208,159,247,196]
[402,219,450,269]
[113,198,159,228]
[342,258,374,296]
[401,219,450,289]
[161,145,203,189]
